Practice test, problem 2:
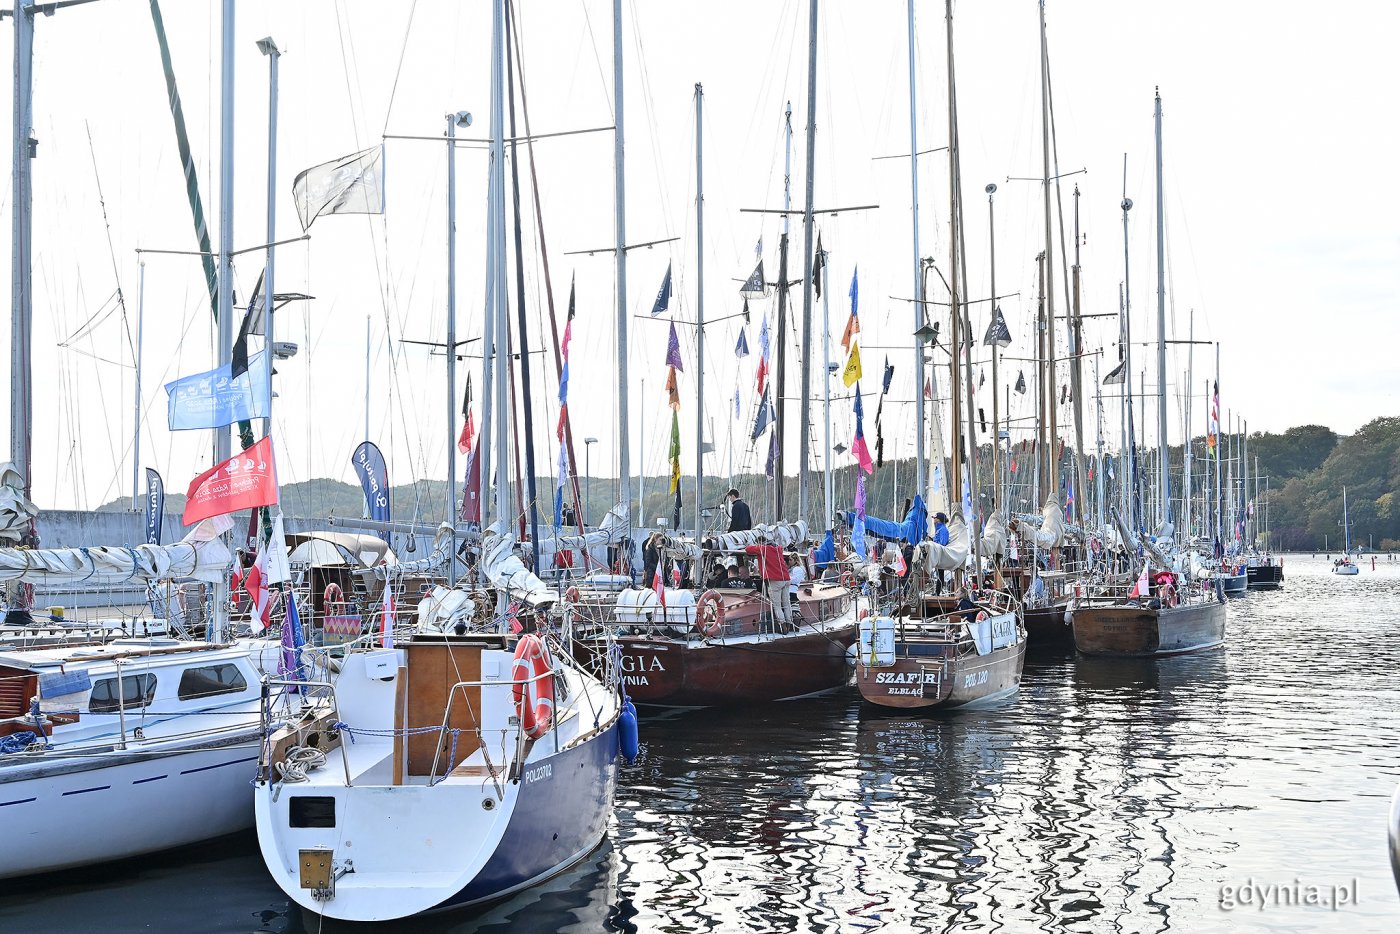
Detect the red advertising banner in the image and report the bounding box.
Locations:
[183,435,280,525]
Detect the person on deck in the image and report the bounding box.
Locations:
[788,554,808,605]
[745,542,791,628]
[727,489,753,533]
[932,512,950,595]
[642,533,663,591]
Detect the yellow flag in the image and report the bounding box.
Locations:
[842,341,862,388]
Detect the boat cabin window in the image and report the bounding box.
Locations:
[88,673,158,714]
[177,663,248,702]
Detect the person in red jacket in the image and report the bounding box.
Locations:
[744,543,792,628]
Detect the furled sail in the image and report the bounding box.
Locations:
[1015,493,1065,550]
[0,463,37,544]
[842,495,927,545]
[0,518,231,584]
[911,513,970,573]
[980,510,1007,558]
[480,521,554,608]
[534,504,629,560]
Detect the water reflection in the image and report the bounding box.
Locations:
[3,558,1399,931]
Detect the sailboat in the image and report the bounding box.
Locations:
[853,0,1026,711]
[1333,487,1360,575]
[254,0,624,920]
[571,33,856,708]
[1071,89,1227,657]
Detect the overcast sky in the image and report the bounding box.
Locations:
[4,1,1396,512]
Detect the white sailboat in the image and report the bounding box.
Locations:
[253,0,625,919]
[1333,487,1360,575]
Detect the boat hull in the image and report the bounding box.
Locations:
[1333,565,1360,576]
[581,624,857,707]
[1220,572,1248,595]
[1072,600,1226,657]
[855,640,1025,710]
[1246,564,1284,590]
[0,728,261,879]
[258,722,619,922]
[1023,603,1072,648]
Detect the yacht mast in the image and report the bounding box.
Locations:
[693,83,705,537]
[9,0,33,503]
[1037,0,1059,505]
[613,0,631,533]
[1154,88,1169,532]
[906,0,926,494]
[797,0,819,527]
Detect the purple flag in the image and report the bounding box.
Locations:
[666,321,684,372]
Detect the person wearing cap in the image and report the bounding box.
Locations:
[932,512,950,595]
[726,488,752,533]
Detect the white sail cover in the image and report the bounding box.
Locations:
[366,523,454,579]
[711,520,808,552]
[480,521,555,608]
[1016,493,1065,550]
[911,512,970,573]
[534,504,629,560]
[0,462,37,544]
[980,510,1007,557]
[0,517,231,585]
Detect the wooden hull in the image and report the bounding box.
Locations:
[1023,602,1073,649]
[1072,599,1226,657]
[855,641,1025,710]
[577,624,856,707]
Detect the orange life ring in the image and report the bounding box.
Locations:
[975,610,990,622]
[564,585,581,604]
[840,570,856,589]
[694,589,726,637]
[511,634,555,740]
[324,582,344,610]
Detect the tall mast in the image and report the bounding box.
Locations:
[942,0,962,525]
[490,0,510,539]
[820,241,833,529]
[1183,309,1195,542]
[1153,88,1169,532]
[907,0,926,494]
[693,82,705,537]
[132,262,146,509]
[986,184,1000,511]
[9,0,33,503]
[1034,252,1046,505]
[445,113,462,572]
[1037,0,1059,505]
[773,103,793,521]
[1069,185,1087,527]
[612,0,631,529]
[1214,345,1222,550]
[505,2,542,567]
[797,0,819,528]
[1120,161,1136,530]
[946,0,980,573]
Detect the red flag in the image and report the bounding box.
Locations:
[457,409,475,455]
[923,377,932,400]
[183,436,279,525]
[756,355,769,397]
[244,547,270,633]
[653,566,666,611]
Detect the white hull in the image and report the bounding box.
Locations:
[0,727,261,878]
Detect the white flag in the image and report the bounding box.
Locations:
[293,146,385,230]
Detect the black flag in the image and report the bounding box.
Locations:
[1103,360,1126,385]
[231,304,257,379]
[813,233,825,299]
[983,305,1012,348]
[740,260,766,298]
[1014,370,1027,394]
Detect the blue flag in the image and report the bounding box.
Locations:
[351,442,391,542]
[281,589,308,691]
[650,262,672,316]
[735,328,749,357]
[165,351,271,430]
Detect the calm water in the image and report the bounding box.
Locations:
[4,555,1398,932]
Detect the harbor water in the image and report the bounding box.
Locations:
[3,555,1397,932]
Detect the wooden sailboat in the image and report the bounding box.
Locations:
[854,0,1026,711]
[1071,89,1226,657]
[572,47,856,709]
